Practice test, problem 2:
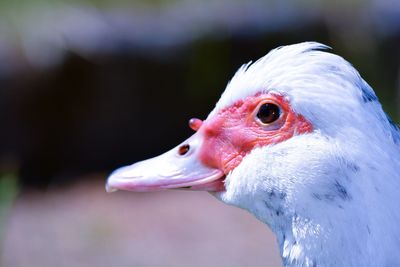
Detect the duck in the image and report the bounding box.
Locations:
[106,42,400,267]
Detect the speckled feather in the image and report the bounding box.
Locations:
[212,42,400,267]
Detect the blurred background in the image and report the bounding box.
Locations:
[0,0,399,266]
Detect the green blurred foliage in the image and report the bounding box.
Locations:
[0,173,18,244]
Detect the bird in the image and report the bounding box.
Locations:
[106,42,400,267]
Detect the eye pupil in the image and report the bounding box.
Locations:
[256,103,280,124]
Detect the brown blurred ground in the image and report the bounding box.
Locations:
[1,179,282,267]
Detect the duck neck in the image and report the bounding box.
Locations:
[270,209,372,267]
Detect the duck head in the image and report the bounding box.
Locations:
[106,42,400,267]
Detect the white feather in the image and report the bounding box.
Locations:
[212,42,400,267]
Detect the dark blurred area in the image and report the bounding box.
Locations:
[0,0,399,189]
[1,1,400,267]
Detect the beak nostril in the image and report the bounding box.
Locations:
[178,144,190,156]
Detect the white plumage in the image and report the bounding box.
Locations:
[215,42,400,266]
[107,42,400,267]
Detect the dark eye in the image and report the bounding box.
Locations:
[256,103,281,124]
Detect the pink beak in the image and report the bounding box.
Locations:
[106,132,225,192]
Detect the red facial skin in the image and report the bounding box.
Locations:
[196,93,313,175]
[189,118,203,131]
